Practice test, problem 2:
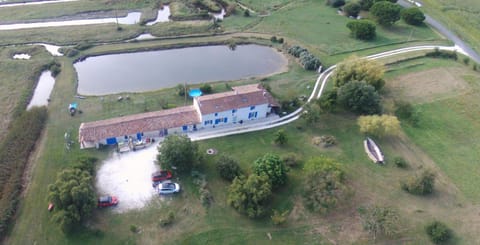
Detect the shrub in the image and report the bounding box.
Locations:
[395,101,419,126]
[337,81,382,115]
[326,0,346,7]
[299,52,321,70]
[425,221,453,244]
[343,1,361,17]
[463,57,470,65]
[216,155,243,181]
[320,135,337,147]
[287,45,308,58]
[370,1,402,26]
[426,49,458,60]
[332,55,386,90]
[393,156,408,168]
[156,135,199,173]
[271,36,277,42]
[244,9,250,17]
[253,153,288,188]
[401,169,435,195]
[200,83,213,94]
[281,153,302,167]
[49,62,62,77]
[357,114,401,138]
[401,7,425,25]
[347,20,376,40]
[278,38,284,43]
[271,209,289,225]
[273,129,288,145]
[200,188,213,208]
[228,175,272,218]
[130,225,138,233]
[159,211,175,227]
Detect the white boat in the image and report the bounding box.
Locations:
[363,137,384,164]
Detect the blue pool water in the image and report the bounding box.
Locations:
[189,89,202,97]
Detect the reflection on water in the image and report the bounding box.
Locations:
[96,145,160,213]
[75,44,287,95]
[0,12,141,30]
[27,70,55,109]
[13,53,31,59]
[146,5,170,25]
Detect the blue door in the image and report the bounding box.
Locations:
[137,133,142,140]
[182,125,188,132]
[106,137,117,145]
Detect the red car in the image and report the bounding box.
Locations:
[151,170,172,182]
[97,195,118,207]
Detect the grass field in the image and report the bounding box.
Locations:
[421,0,480,56]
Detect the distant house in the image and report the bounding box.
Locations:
[79,84,278,149]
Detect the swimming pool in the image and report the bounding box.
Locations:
[189,89,202,97]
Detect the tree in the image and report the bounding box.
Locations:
[425,221,453,244]
[326,0,346,8]
[401,7,425,25]
[332,55,386,90]
[253,153,288,188]
[317,89,337,113]
[357,114,401,138]
[48,168,96,233]
[200,83,213,94]
[337,81,382,115]
[370,1,402,26]
[343,1,361,17]
[301,103,321,124]
[157,135,199,173]
[401,169,436,195]
[227,174,272,218]
[176,84,187,96]
[303,156,348,214]
[360,0,398,11]
[216,155,243,181]
[360,206,401,241]
[347,20,377,40]
[273,129,288,145]
[299,52,321,70]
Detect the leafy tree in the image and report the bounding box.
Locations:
[176,84,187,96]
[317,89,337,113]
[337,81,382,115]
[332,55,386,90]
[157,135,199,173]
[343,1,361,17]
[273,129,288,145]
[401,169,436,195]
[301,102,322,124]
[360,0,397,11]
[227,174,272,218]
[326,0,345,7]
[48,168,96,233]
[425,221,453,244]
[200,83,213,94]
[299,52,321,70]
[216,155,243,181]
[401,7,425,26]
[360,206,401,241]
[253,153,288,188]
[370,1,402,26]
[357,114,401,138]
[347,20,377,40]
[287,45,308,58]
[303,156,348,214]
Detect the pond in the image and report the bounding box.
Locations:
[27,70,55,109]
[75,44,288,95]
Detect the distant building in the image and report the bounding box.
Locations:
[79,84,278,149]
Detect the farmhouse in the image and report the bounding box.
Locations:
[79,84,278,149]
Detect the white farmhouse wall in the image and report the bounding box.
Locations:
[199,103,270,128]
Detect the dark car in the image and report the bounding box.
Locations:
[97,195,119,207]
[151,170,172,182]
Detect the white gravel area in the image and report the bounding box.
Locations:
[96,144,160,213]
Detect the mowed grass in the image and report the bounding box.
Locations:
[421,0,480,55]
[385,57,480,201]
[247,0,443,62]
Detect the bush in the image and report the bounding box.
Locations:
[347,20,376,40]
[463,57,470,65]
[370,1,402,26]
[176,84,187,96]
[357,114,401,138]
[130,225,138,233]
[326,0,346,7]
[332,55,386,90]
[287,45,308,58]
[337,81,382,115]
[402,169,436,195]
[425,221,453,244]
[426,49,458,60]
[299,52,321,70]
[216,155,243,181]
[244,9,250,17]
[159,211,175,227]
[278,38,284,43]
[253,153,288,188]
[281,153,302,167]
[393,156,408,168]
[228,175,272,218]
[49,61,62,77]
[343,1,361,17]
[320,135,337,147]
[59,47,79,57]
[270,36,277,42]
[395,101,420,126]
[273,129,288,145]
[156,135,199,173]
[401,7,425,25]
[200,83,213,94]
[271,209,289,225]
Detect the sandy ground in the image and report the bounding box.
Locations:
[96,144,160,213]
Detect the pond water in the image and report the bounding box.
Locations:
[134,33,156,41]
[0,12,141,30]
[13,53,31,59]
[75,44,287,95]
[211,8,226,20]
[27,70,55,109]
[146,5,170,25]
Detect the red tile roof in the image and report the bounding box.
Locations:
[79,106,200,142]
[195,84,276,115]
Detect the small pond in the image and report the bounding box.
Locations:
[75,44,288,95]
[146,5,170,25]
[27,70,55,109]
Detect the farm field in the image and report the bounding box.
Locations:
[1,0,480,244]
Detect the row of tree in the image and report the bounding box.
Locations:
[287,45,322,71]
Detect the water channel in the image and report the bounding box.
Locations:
[75,44,288,95]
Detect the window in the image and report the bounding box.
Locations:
[250,106,255,110]
[204,120,213,125]
[232,109,236,113]
[248,112,258,119]
[215,119,221,124]
[214,113,218,116]
[224,117,228,123]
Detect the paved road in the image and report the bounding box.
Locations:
[398,0,480,63]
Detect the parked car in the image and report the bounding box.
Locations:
[158,182,180,195]
[151,170,172,182]
[97,195,118,207]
